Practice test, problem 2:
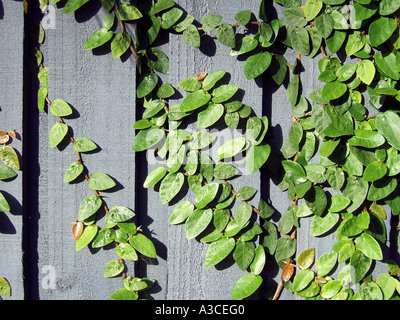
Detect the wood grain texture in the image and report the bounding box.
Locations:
[33,2,137,299]
[0,0,24,300]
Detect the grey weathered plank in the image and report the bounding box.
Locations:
[141,0,266,300]
[34,2,137,299]
[0,0,24,300]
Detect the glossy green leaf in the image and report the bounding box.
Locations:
[304,0,323,21]
[50,99,73,117]
[185,208,213,239]
[169,201,194,224]
[104,259,124,278]
[328,195,350,212]
[246,144,271,173]
[78,194,102,221]
[369,16,397,47]
[49,123,68,148]
[376,273,396,300]
[233,240,255,271]
[250,245,266,275]
[348,129,385,149]
[358,282,383,300]
[355,232,383,260]
[144,48,169,74]
[321,279,342,299]
[132,127,165,152]
[321,81,347,101]
[216,23,236,48]
[137,73,159,98]
[0,277,11,297]
[214,163,238,180]
[0,192,10,212]
[116,3,142,21]
[159,172,184,204]
[244,51,272,80]
[183,24,201,48]
[111,32,131,59]
[108,206,135,223]
[205,237,235,267]
[375,111,400,150]
[0,165,17,180]
[180,90,211,112]
[75,225,98,251]
[380,0,400,15]
[178,77,201,92]
[197,103,224,129]
[297,248,315,269]
[235,10,251,25]
[231,274,263,300]
[290,27,310,55]
[201,14,223,32]
[83,28,113,50]
[92,228,115,248]
[310,212,340,236]
[350,250,372,283]
[356,59,375,85]
[143,167,167,188]
[236,186,257,201]
[293,269,315,293]
[73,137,97,153]
[363,161,387,181]
[316,251,338,276]
[217,137,247,161]
[116,243,138,261]
[161,7,183,29]
[195,183,220,209]
[63,0,90,14]
[88,172,116,191]
[343,176,369,212]
[109,288,138,300]
[129,233,157,258]
[230,36,258,56]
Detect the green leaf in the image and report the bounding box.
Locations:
[205,237,235,267]
[201,14,223,32]
[297,248,315,269]
[310,212,340,236]
[203,69,226,91]
[350,250,372,283]
[137,73,159,98]
[178,77,201,92]
[104,259,124,278]
[376,273,396,300]
[49,123,68,148]
[197,103,224,129]
[358,282,383,300]
[185,208,213,239]
[0,192,10,212]
[143,166,167,188]
[290,27,310,55]
[368,16,397,47]
[144,48,170,74]
[316,251,338,276]
[0,277,11,296]
[233,241,255,271]
[111,33,131,59]
[304,0,323,21]
[159,172,184,204]
[83,28,113,50]
[243,51,272,80]
[161,7,183,29]
[108,206,135,223]
[315,13,334,38]
[363,161,387,182]
[132,127,165,152]
[129,233,157,258]
[321,81,347,100]
[183,24,201,48]
[246,144,271,173]
[212,84,238,103]
[293,269,314,292]
[110,288,138,300]
[275,237,297,263]
[343,176,369,212]
[92,228,115,248]
[216,23,236,48]
[374,51,400,80]
[235,10,252,26]
[0,146,19,171]
[320,279,342,299]
[149,0,175,15]
[116,3,142,21]
[76,225,98,251]
[348,129,386,149]
[64,161,84,183]
[195,183,220,209]
[63,0,90,14]
[356,59,376,85]
[73,137,97,153]
[116,243,138,261]
[0,165,17,180]
[236,186,257,201]
[355,232,383,260]
[78,194,102,221]
[380,0,400,15]
[88,172,116,191]
[180,90,211,112]
[375,111,400,151]
[157,83,175,98]
[217,137,247,161]
[50,99,73,117]
[169,201,194,225]
[282,160,307,184]
[250,245,266,275]
[328,195,350,212]
[231,274,263,300]
[214,163,238,180]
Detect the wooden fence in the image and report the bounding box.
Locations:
[0,0,391,300]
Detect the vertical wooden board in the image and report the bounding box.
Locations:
[35,2,136,299]
[141,0,265,300]
[0,0,24,300]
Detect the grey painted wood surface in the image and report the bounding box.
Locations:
[1,0,396,300]
[0,0,24,300]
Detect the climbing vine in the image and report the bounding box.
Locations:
[24,0,400,300]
